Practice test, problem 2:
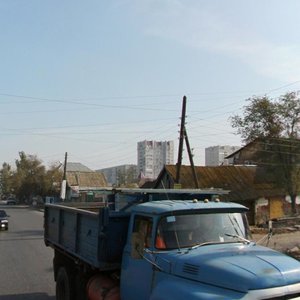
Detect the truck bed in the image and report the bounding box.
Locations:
[44,202,129,271]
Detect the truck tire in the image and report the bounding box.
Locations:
[75,270,88,300]
[56,266,75,300]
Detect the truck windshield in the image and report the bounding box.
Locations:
[155,212,251,249]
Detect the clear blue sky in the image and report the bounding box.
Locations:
[1,0,300,170]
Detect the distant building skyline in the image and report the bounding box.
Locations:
[205,145,240,166]
[137,140,174,180]
[96,164,137,187]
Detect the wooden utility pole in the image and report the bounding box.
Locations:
[63,152,68,180]
[60,152,68,201]
[176,96,186,183]
[176,96,199,188]
[184,128,199,188]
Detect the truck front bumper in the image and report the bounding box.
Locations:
[244,282,300,300]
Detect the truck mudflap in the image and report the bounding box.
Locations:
[87,274,120,300]
[149,276,300,300]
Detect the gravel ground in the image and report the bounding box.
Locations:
[252,230,300,258]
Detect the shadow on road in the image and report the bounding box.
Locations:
[0,293,55,300]
[13,229,44,236]
[0,229,44,242]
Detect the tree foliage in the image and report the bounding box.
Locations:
[115,166,138,188]
[231,92,300,214]
[0,152,62,202]
[0,163,13,196]
[231,92,300,143]
[277,92,300,138]
[231,96,281,143]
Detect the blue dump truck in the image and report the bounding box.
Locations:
[44,189,300,300]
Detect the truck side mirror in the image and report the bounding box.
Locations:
[131,232,144,259]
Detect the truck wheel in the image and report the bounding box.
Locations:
[56,267,75,300]
[75,271,88,300]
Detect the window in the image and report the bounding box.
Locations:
[133,216,153,248]
[156,212,251,249]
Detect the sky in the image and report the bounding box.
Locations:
[1,0,300,170]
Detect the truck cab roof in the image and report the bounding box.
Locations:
[132,200,248,215]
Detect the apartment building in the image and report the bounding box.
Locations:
[205,145,240,166]
[137,140,174,180]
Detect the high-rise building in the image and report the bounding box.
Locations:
[205,145,240,166]
[137,140,174,180]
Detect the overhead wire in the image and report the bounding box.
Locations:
[2,80,300,168]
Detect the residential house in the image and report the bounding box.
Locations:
[153,164,287,225]
[65,162,107,201]
[226,138,300,221]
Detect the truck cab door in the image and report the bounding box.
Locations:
[121,215,155,300]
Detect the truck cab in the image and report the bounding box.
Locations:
[120,200,300,300]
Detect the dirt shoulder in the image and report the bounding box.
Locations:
[252,229,300,259]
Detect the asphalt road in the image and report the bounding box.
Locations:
[0,206,55,300]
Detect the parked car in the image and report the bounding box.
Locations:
[6,199,16,205]
[0,210,9,230]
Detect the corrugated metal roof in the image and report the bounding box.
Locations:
[66,171,107,189]
[159,165,284,202]
[66,162,92,172]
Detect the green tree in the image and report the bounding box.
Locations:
[0,162,14,197]
[44,162,63,197]
[1,152,63,203]
[116,166,138,187]
[231,92,300,214]
[231,96,282,143]
[277,92,300,138]
[13,151,46,202]
[126,166,138,187]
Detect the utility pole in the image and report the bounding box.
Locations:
[176,96,199,188]
[176,96,186,183]
[63,152,67,181]
[184,128,199,188]
[60,152,68,201]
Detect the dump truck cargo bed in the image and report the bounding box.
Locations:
[44,203,129,270]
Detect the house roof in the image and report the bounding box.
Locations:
[66,171,107,189]
[225,143,249,159]
[225,137,300,159]
[155,165,284,202]
[66,162,93,172]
